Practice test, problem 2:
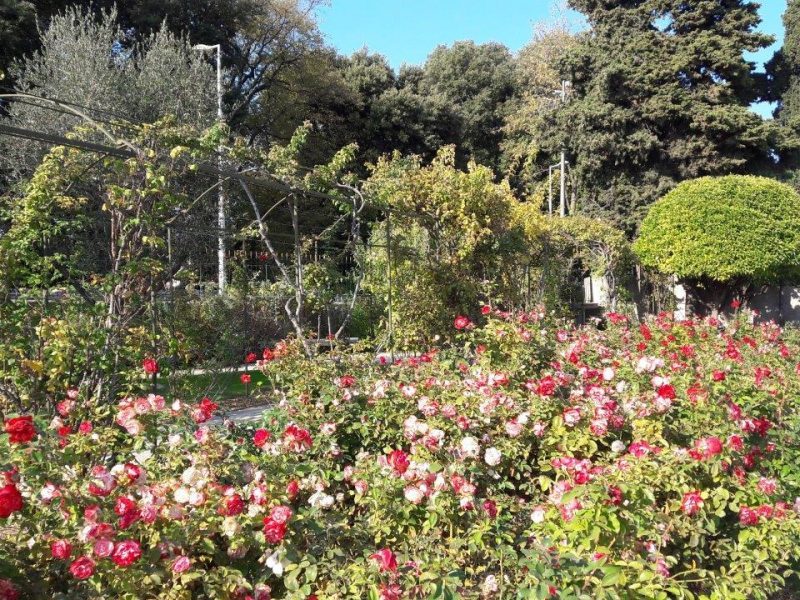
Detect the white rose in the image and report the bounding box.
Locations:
[266,550,284,576]
[460,436,480,458]
[531,506,546,523]
[482,574,499,594]
[484,447,502,467]
[221,516,240,537]
[611,440,626,453]
[173,487,191,504]
[404,486,424,504]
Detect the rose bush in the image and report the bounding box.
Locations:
[1,308,800,598]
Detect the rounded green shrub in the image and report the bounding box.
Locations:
[633,175,800,283]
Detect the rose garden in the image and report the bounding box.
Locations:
[4,2,800,598]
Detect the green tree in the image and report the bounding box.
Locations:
[633,175,800,313]
[502,15,576,195]
[0,0,36,87]
[420,41,517,170]
[362,147,541,347]
[1,1,327,145]
[546,0,777,233]
[317,49,457,169]
[2,6,216,178]
[766,0,800,173]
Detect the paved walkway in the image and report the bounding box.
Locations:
[213,404,273,424]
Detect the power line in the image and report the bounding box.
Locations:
[0,122,362,208]
[3,96,140,133]
[0,123,131,158]
[0,87,141,123]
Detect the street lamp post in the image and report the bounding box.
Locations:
[193,43,226,295]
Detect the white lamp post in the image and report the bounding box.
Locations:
[193,43,226,294]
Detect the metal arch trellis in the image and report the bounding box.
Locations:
[0,99,401,356]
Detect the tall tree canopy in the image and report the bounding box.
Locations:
[0,0,36,83]
[546,0,777,233]
[2,7,216,178]
[766,0,800,172]
[419,41,517,170]
[502,16,576,195]
[2,0,325,145]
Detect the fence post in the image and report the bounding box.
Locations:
[386,211,394,361]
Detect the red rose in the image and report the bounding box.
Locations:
[727,434,744,451]
[283,424,312,452]
[370,548,398,573]
[114,496,140,529]
[680,490,703,516]
[656,384,675,400]
[69,556,95,580]
[739,506,759,526]
[712,370,726,382]
[286,479,300,499]
[219,493,245,516]
[453,315,472,330]
[193,397,219,423]
[607,486,623,506]
[0,484,23,518]
[269,505,293,524]
[142,357,159,375]
[245,352,257,363]
[0,578,19,600]
[121,463,143,484]
[199,397,218,413]
[690,436,723,461]
[253,429,271,448]
[78,421,93,435]
[87,466,117,497]
[536,376,557,397]
[263,518,287,543]
[50,539,72,560]
[387,450,410,476]
[111,540,142,567]
[4,416,36,444]
[481,305,491,315]
[240,373,251,385]
[337,375,356,388]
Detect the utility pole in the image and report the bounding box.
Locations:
[560,150,566,217]
[548,162,561,216]
[194,43,226,294]
[558,80,570,217]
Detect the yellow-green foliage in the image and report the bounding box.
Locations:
[362,147,542,346]
[548,215,632,279]
[634,175,800,283]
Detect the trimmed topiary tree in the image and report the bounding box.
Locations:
[633,175,800,314]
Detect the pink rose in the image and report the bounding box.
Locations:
[172,555,192,573]
[69,556,95,580]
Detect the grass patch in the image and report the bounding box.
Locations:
[161,369,270,403]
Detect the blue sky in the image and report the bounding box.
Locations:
[317,0,787,117]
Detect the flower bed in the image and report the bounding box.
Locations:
[1,309,800,598]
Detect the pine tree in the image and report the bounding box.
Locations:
[767,0,800,171]
[550,0,777,233]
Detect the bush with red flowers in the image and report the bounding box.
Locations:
[1,309,800,598]
[3,417,36,445]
